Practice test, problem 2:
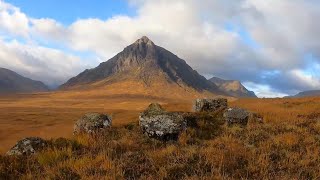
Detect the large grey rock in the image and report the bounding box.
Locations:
[6,137,47,156]
[193,98,228,112]
[224,108,250,126]
[73,113,112,134]
[139,103,187,141]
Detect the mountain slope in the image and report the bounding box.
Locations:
[0,68,49,94]
[61,36,225,98]
[290,90,320,98]
[210,77,257,98]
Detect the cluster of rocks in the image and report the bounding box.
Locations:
[6,113,113,156]
[6,98,262,156]
[139,99,256,141]
[194,99,252,126]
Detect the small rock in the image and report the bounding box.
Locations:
[250,112,264,123]
[224,108,250,126]
[6,137,47,156]
[193,98,228,112]
[139,103,186,141]
[141,103,165,116]
[73,113,112,134]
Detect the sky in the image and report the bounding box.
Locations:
[0,0,320,97]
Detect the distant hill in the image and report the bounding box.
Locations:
[60,36,227,98]
[209,77,257,98]
[0,68,49,94]
[288,90,320,98]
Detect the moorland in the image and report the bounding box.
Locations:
[1,90,320,179]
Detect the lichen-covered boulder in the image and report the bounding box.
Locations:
[224,108,250,126]
[193,98,228,113]
[73,113,112,134]
[139,103,187,141]
[6,137,47,156]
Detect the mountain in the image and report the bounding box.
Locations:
[0,68,49,94]
[61,36,226,98]
[289,90,320,98]
[209,77,257,98]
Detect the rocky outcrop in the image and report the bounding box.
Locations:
[73,113,112,134]
[6,137,47,156]
[224,108,250,126]
[139,103,187,141]
[193,98,228,113]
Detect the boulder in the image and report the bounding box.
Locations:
[6,137,47,156]
[141,103,165,116]
[139,103,187,141]
[73,113,112,134]
[224,108,250,126]
[193,98,228,113]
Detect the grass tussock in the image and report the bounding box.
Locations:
[2,97,320,179]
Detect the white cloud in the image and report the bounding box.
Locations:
[0,1,29,37]
[0,0,320,95]
[242,0,320,68]
[288,70,320,90]
[243,82,289,98]
[31,18,66,41]
[0,39,89,87]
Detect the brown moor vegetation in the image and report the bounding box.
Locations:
[1,92,320,179]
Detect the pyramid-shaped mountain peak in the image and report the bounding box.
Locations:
[124,36,157,60]
[134,36,154,45]
[60,37,225,97]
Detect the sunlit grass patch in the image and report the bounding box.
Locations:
[2,97,320,179]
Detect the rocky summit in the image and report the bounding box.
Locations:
[60,36,225,98]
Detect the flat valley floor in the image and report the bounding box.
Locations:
[3,91,320,178]
[0,91,193,153]
[1,91,320,154]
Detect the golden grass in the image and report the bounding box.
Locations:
[1,92,320,179]
[0,90,194,153]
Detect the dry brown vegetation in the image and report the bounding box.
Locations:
[0,91,192,153]
[1,92,320,179]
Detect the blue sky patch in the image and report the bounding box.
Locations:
[7,0,136,25]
